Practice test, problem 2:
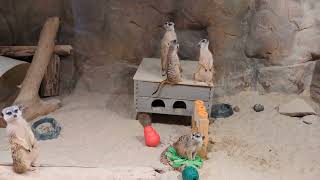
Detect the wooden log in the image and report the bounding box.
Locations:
[14,17,61,121]
[0,45,72,57]
[0,117,6,128]
[40,54,61,97]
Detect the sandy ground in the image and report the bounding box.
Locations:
[203,91,320,180]
[0,62,320,179]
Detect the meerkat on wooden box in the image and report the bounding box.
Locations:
[194,39,215,85]
[161,22,177,76]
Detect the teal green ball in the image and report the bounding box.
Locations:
[182,166,199,180]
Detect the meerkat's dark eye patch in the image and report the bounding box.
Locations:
[6,111,12,115]
[193,133,201,138]
[13,109,18,113]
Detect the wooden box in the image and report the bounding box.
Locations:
[133,58,214,119]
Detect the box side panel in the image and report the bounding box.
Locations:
[137,81,211,101]
[136,97,211,116]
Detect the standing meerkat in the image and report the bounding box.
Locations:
[161,21,177,76]
[153,40,182,95]
[194,39,215,85]
[2,105,39,174]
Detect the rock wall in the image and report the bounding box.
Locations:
[245,0,320,65]
[0,0,319,98]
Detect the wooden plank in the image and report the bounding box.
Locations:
[197,117,209,159]
[136,81,211,101]
[0,45,73,57]
[133,58,213,87]
[40,54,61,97]
[192,100,209,159]
[0,56,29,77]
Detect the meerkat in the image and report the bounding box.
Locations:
[2,105,39,174]
[153,40,182,96]
[194,39,215,85]
[173,132,204,160]
[161,21,177,76]
[160,132,204,167]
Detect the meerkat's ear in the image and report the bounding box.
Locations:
[17,104,25,111]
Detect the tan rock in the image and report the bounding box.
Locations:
[278,98,316,117]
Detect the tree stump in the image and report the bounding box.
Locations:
[14,17,61,121]
[40,54,61,97]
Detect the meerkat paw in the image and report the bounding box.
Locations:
[161,71,166,76]
[31,162,39,167]
[187,153,193,160]
[192,152,197,160]
[28,166,37,171]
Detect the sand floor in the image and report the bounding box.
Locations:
[0,63,320,179]
[203,91,320,180]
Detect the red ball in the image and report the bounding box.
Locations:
[144,126,160,147]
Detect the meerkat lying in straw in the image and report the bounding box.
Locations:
[2,105,39,174]
[194,39,215,85]
[161,21,177,76]
[153,39,182,96]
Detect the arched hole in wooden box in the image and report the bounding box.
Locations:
[173,101,187,113]
[151,99,165,112]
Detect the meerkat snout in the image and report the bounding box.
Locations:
[192,132,204,142]
[197,39,209,48]
[164,21,175,31]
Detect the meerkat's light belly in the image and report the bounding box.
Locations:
[167,66,180,82]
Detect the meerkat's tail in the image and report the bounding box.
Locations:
[152,80,167,96]
[160,147,170,165]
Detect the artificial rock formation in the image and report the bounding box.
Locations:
[0,0,319,99]
[245,0,320,66]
